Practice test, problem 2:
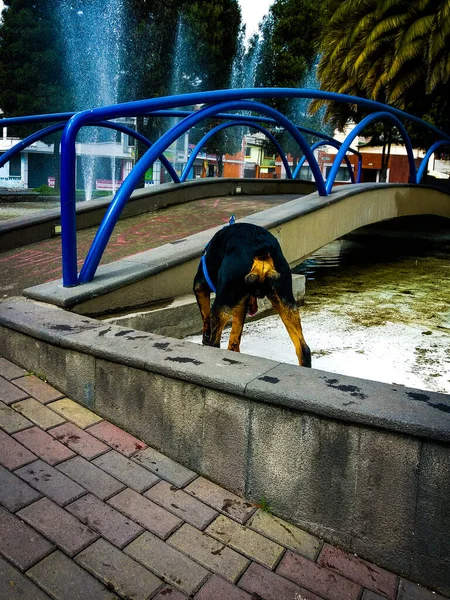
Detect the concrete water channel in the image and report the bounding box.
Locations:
[187,215,450,394]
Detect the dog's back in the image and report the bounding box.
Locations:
[203,223,291,297]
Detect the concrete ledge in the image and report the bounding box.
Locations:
[105,274,306,337]
[22,183,450,317]
[0,178,317,252]
[1,297,450,594]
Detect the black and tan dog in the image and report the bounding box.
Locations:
[193,222,311,367]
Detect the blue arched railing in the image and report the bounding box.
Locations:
[0,119,180,184]
[293,140,362,183]
[324,111,417,194]
[180,120,293,182]
[416,140,450,184]
[2,87,449,286]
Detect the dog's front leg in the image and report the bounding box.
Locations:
[268,292,312,367]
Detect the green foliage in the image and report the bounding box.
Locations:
[32,184,54,194]
[249,0,326,162]
[126,0,242,173]
[314,0,450,141]
[257,497,273,514]
[0,0,69,126]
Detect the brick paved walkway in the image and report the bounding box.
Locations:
[0,356,448,600]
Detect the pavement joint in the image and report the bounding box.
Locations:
[1,356,449,600]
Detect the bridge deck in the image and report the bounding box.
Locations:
[0,193,298,300]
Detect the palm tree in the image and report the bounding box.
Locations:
[312,0,450,132]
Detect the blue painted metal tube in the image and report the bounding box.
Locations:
[180,120,292,183]
[57,88,450,142]
[150,110,341,144]
[293,140,358,183]
[0,112,75,127]
[0,120,179,184]
[325,112,417,194]
[0,123,64,169]
[416,140,450,183]
[356,154,362,183]
[101,121,179,183]
[59,111,182,285]
[77,99,325,284]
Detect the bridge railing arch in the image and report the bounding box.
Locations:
[0,120,181,184]
[416,140,450,184]
[293,140,362,184]
[324,111,417,194]
[180,120,293,182]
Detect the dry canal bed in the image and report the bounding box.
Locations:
[187,217,450,394]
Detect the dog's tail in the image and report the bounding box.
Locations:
[245,254,280,285]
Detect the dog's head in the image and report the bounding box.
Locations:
[245,255,280,291]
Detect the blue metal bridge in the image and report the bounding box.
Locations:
[1,88,449,287]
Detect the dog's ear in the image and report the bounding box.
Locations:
[267,268,280,281]
[245,272,258,284]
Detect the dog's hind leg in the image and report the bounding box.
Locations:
[268,292,311,367]
[228,298,248,352]
[194,278,212,345]
[209,304,231,348]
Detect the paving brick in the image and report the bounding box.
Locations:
[108,487,182,539]
[0,506,54,571]
[13,426,75,465]
[0,556,51,600]
[49,421,110,459]
[66,493,143,548]
[206,514,284,569]
[153,587,188,600]
[318,544,398,599]
[56,455,125,500]
[145,480,218,529]
[15,459,86,506]
[185,477,256,524]
[195,574,254,600]
[397,578,448,600]
[277,550,362,600]
[87,420,146,456]
[14,375,64,404]
[0,375,28,405]
[362,591,389,600]
[76,537,162,600]
[0,400,33,433]
[0,464,41,511]
[0,357,27,381]
[239,561,324,600]
[17,497,99,557]
[11,398,66,430]
[133,446,196,487]
[248,509,322,560]
[93,450,159,492]
[125,531,209,596]
[169,523,249,583]
[47,398,102,428]
[27,550,119,599]
[0,428,36,470]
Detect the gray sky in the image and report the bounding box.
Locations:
[239,0,272,40]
